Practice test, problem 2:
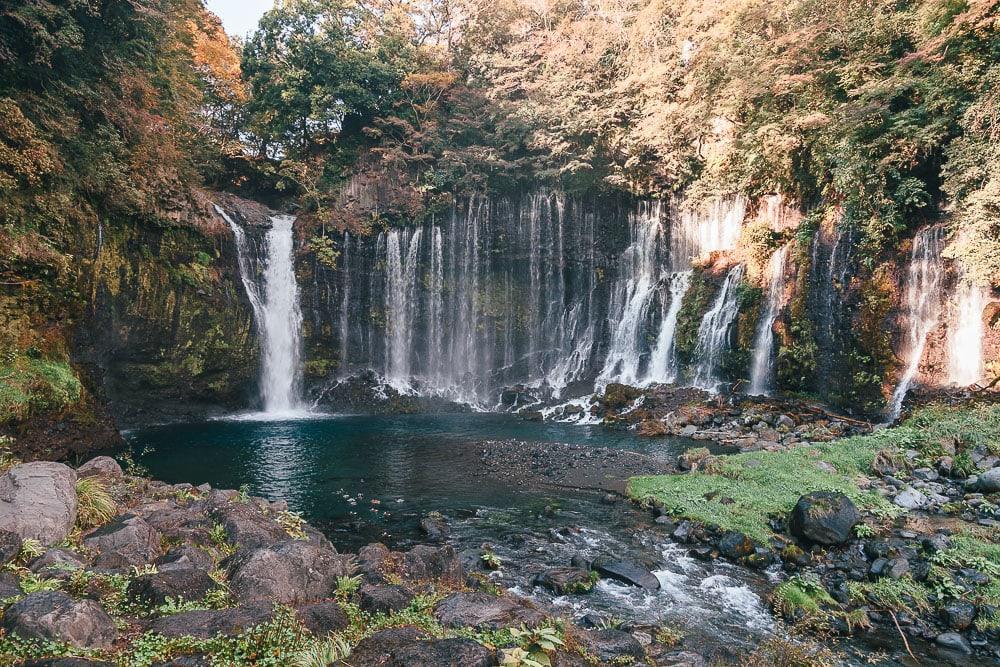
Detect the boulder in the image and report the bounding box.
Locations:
[579,629,645,662]
[434,592,545,630]
[128,568,218,606]
[226,539,353,604]
[787,492,859,545]
[419,514,450,541]
[83,514,162,568]
[149,602,274,638]
[893,487,928,510]
[2,591,116,648]
[592,558,661,590]
[976,467,1000,494]
[29,548,86,579]
[717,531,755,559]
[76,457,123,480]
[0,462,78,545]
[359,583,415,614]
[532,567,596,595]
[940,599,976,631]
[342,627,495,667]
[155,545,215,572]
[936,632,972,654]
[209,500,287,550]
[296,601,350,635]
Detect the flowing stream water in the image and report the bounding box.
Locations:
[888,227,945,420]
[748,244,789,395]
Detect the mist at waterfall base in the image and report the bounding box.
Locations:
[126,413,778,652]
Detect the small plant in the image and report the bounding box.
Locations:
[335,573,363,598]
[0,437,20,473]
[293,636,352,667]
[594,616,625,630]
[655,624,683,646]
[772,575,836,621]
[16,538,45,564]
[131,564,158,577]
[276,510,307,540]
[853,523,875,538]
[237,484,251,503]
[481,552,502,570]
[502,625,564,667]
[848,576,931,613]
[209,523,235,557]
[19,572,61,594]
[76,477,117,529]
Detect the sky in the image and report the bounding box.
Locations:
[206,0,273,38]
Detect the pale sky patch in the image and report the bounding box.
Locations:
[206,0,274,38]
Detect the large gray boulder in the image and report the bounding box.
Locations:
[788,491,859,545]
[0,462,78,545]
[149,602,274,638]
[342,627,496,667]
[976,466,1000,493]
[1,591,116,648]
[83,514,162,569]
[128,568,218,606]
[434,592,545,630]
[226,539,353,604]
[76,457,123,481]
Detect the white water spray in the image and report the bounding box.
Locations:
[748,245,789,395]
[888,227,945,420]
[948,281,987,386]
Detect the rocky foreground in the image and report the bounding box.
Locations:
[0,455,707,666]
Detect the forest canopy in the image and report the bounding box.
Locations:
[1,0,998,283]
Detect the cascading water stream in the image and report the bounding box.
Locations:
[948,281,987,387]
[691,264,746,392]
[748,245,789,395]
[645,271,692,384]
[384,228,424,388]
[596,204,665,389]
[218,206,305,415]
[888,227,945,420]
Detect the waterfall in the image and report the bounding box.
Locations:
[671,197,746,269]
[748,245,789,395]
[888,227,945,420]
[384,228,423,388]
[948,281,987,386]
[339,232,350,377]
[645,271,693,384]
[691,264,746,392]
[327,190,757,406]
[218,205,305,415]
[596,203,666,388]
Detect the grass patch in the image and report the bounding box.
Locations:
[628,404,1000,542]
[76,477,117,529]
[772,575,836,620]
[848,576,931,613]
[0,356,82,424]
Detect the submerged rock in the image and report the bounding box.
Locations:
[0,462,78,545]
[2,591,116,649]
[592,558,661,590]
[532,567,596,595]
[787,492,859,545]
